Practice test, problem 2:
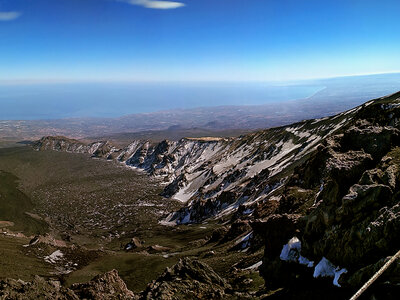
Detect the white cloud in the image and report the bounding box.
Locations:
[125,0,185,9]
[0,11,21,21]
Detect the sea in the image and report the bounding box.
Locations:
[0,82,324,120]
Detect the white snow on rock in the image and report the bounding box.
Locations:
[159,212,177,226]
[247,139,301,177]
[280,237,301,261]
[313,257,347,287]
[235,231,253,249]
[279,237,314,267]
[279,239,347,286]
[333,268,348,287]
[44,250,64,264]
[236,231,253,244]
[245,260,262,270]
[285,126,312,139]
[243,208,254,215]
[173,184,197,203]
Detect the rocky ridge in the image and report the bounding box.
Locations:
[252,92,400,298]
[34,94,358,224]
[0,270,136,300]
[0,258,245,300]
[33,91,400,298]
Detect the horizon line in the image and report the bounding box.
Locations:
[0,71,400,86]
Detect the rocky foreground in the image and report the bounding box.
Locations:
[0,269,133,299]
[0,258,253,299]
[28,91,400,299]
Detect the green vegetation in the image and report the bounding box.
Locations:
[0,235,52,280]
[65,252,180,292]
[0,171,48,235]
[0,146,263,294]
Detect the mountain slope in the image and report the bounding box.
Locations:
[252,91,400,297]
[33,94,365,223]
[33,91,400,297]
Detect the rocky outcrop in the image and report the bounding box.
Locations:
[141,258,230,299]
[71,270,137,299]
[251,92,400,296]
[33,136,90,153]
[300,113,400,274]
[252,214,304,259]
[32,136,120,159]
[0,270,136,300]
[0,276,78,299]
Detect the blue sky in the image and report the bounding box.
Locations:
[1,0,400,82]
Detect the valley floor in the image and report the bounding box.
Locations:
[0,146,263,295]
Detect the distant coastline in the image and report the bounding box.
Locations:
[0,82,324,120]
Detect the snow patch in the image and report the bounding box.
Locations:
[311,116,330,124]
[173,184,197,203]
[235,231,253,249]
[243,208,254,215]
[279,237,313,267]
[44,250,64,264]
[247,139,301,177]
[313,257,347,287]
[245,260,262,270]
[285,126,312,139]
[381,103,400,110]
[159,212,177,226]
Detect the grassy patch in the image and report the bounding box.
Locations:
[0,171,48,235]
[65,252,180,292]
[0,235,52,280]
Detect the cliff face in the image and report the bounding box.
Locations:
[252,92,400,297]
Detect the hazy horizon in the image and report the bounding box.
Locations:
[0,81,324,120]
[0,72,399,120]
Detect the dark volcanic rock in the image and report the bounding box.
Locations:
[141,258,230,299]
[0,276,78,300]
[145,245,172,254]
[206,226,229,243]
[252,214,308,287]
[72,269,137,299]
[0,270,136,300]
[250,92,400,296]
[252,214,303,259]
[220,219,252,244]
[301,148,400,271]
